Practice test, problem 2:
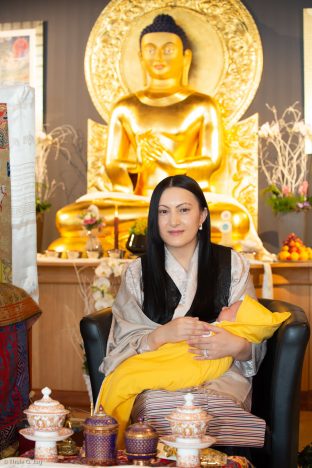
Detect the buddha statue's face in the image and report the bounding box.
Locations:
[140,32,187,81]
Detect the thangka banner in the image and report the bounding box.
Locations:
[0,85,37,301]
[0,103,11,283]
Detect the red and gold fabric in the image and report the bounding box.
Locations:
[0,103,11,283]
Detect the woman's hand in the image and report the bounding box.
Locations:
[188,324,252,361]
[147,317,207,350]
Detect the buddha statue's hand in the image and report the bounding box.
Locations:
[136,131,172,169]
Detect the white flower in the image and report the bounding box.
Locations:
[269,122,280,137]
[258,122,271,138]
[95,261,114,278]
[293,121,308,136]
[93,276,110,291]
[95,293,114,310]
[91,259,123,311]
[259,103,310,197]
[111,262,124,277]
[106,258,125,276]
[88,204,100,219]
[93,290,104,301]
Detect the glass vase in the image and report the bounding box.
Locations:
[85,230,103,258]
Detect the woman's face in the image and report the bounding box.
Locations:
[158,187,207,254]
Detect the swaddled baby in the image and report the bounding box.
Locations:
[97,295,290,446]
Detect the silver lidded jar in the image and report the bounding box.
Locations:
[84,406,118,465]
[24,386,69,435]
[166,392,212,442]
[125,417,158,465]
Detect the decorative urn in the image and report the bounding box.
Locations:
[24,387,69,435]
[84,406,118,466]
[162,393,215,468]
[166,393,212,442]
[125,417,158,465]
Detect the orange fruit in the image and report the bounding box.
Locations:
[299,251,309,261]
[281,245,289,251]
[290,251,300,261]
[278,251,290,261]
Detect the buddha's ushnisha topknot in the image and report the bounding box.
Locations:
[140,14,189,50]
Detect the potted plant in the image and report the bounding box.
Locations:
[259,103,312,214]
[259,103,312,243]
[126,218,147,254]
[35,125,81,251]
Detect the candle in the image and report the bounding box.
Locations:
[114,205,119,250]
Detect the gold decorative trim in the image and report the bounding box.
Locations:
[84,425,118,434]
[125,451,157,456]
[87,119,111,192]
[125,434,158,439]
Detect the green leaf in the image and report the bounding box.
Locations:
[36,199,52,213]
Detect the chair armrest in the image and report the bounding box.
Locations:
[80,307,112,404]
[253,299,310,468]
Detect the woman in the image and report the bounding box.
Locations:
[97,174,266,450]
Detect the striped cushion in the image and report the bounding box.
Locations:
[131,388,265,448]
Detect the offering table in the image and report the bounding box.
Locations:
[33,257,312,410]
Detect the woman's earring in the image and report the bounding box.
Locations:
[199,224,203,231]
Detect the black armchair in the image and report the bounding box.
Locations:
[80,298,310,468]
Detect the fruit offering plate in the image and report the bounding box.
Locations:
[277,233,312,262]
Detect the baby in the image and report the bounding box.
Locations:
[218,301,242,322]
[96,295,291,447]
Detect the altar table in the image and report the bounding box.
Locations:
[32,257,312,410]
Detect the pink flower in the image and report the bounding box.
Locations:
[298,180,308,196]
[83,217,97,225]
[282,186,290,196]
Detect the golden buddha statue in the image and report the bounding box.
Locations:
[51,13,263,254]
[105,14,223,197]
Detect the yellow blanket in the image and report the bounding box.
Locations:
[97,295,290,447]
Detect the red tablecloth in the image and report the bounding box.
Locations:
[20,448,253,467]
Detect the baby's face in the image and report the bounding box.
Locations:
[218,301,241,322]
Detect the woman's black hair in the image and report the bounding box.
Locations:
[140,14,189,51]
[142,174,215,323]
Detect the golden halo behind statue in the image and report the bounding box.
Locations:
[119,7,227,102]
[84,0,262,127]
